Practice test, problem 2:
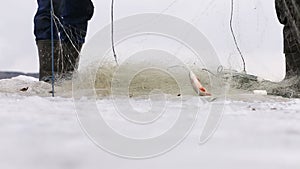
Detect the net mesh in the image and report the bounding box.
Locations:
[52,0,300,98]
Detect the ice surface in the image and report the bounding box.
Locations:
[0,75,300,169]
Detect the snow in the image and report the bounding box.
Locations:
[0,0,297,167]
[0,75,300,169]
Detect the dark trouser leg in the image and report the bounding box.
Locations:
[34,0,63,41]
[60,0,94,74]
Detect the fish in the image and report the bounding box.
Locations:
[189,71,211,96]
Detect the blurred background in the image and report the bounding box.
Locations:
[0,0,284,81]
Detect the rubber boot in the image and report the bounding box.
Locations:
[62,42,82,79]
[37,40,62,82]
[272,52,300,97]
[285,53,300,79]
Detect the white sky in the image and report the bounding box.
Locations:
[0,0,285,81]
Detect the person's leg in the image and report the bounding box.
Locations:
[36,40,62,82]
[61,0,93,45]
[285,52,300,79]
[34,0,62,41]
[34,0,64,81]
[60,0,94,74]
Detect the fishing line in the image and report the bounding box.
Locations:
[110,0,179,65]
[111,0,118,65]
[52,14,81,54]
[50,0,55,97]
[159,0,179,14]
[230,0,246,73]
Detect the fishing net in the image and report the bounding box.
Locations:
[54,0,300,98]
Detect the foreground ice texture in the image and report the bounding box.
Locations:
[0,75,300,169]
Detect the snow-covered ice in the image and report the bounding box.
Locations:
[0,75,300,169]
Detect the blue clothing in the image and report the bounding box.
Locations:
[34,0,94,44]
